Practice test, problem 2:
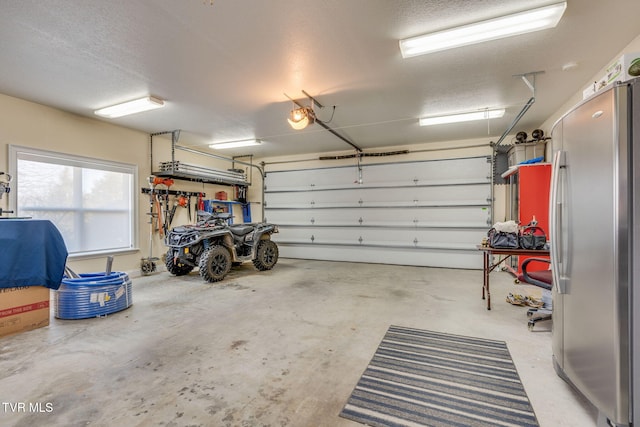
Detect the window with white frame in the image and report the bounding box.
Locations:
[9,145,137,256]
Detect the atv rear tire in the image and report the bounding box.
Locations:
[199,245,232,282]
[252,239,279,271]
[165,250,194,276]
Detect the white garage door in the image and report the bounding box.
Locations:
[264,157,491,269]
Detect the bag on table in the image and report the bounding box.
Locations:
[519,225,547,250]
[487,228,519,248]
[487,220,519,249]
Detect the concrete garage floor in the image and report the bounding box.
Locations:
[1,258,597,427]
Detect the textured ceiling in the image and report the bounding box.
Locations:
[1,0,639,158]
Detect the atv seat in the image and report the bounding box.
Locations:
[229,225,253,236]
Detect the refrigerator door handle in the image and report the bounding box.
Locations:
[550,150,566,293]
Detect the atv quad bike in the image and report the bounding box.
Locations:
[164,212,279,282]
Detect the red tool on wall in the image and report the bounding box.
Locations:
[197,192,204,210]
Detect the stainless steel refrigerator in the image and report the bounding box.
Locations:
[550,77,639,426]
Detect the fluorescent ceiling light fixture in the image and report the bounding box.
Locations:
[399,2,567,58]
[419,109,505,126]
[94,96,165,118]
[209,139,261,149]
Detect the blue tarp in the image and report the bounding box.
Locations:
[519,156,544,165]
[0,219,68,289]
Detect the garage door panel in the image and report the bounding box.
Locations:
[265,184,490,206]
[265,157,489,189]
[360,158,490,183]
[266,207,490,227]
[265,167,355,189]
[275,226,486,247]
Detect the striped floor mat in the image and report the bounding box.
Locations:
[340,326,539,427]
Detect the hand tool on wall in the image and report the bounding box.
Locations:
[167,197,178,229]
[163,192,170,236]
[155,194,164,237]
[198,192,204,211]
[141,176,159,275]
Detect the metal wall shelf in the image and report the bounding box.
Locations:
[154,161,248,186]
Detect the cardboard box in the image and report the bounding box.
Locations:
[583,52,640,99]
[604,53,640,84]
[0,286,50,338]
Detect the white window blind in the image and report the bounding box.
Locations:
[9,145,138,256]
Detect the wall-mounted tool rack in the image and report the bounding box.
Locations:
[141,188,205,197]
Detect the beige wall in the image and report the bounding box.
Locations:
[0,94,248,275]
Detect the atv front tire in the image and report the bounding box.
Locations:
[165,250,194,276]
[252,239,279,271]
[199,245,232,282]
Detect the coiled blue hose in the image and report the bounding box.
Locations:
[54,272,133,320]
